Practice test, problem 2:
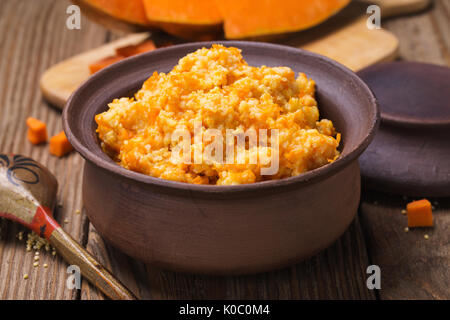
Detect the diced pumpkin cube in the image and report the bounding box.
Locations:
[26,117,48,145]
[49,131,73,157]
[407,199,433,227]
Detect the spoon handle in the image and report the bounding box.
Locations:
[49,226,137,300]
[0,154,134,299]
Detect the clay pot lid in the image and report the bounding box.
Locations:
[357,61,450,197]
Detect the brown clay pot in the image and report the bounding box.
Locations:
[63,41,379,274]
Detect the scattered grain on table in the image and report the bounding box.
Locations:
[23,231,56,255]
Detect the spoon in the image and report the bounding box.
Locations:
[0,154,136,300]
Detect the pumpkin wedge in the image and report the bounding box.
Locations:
[142,0,223,39]
[83,0,151,26]
[215,0,351,39]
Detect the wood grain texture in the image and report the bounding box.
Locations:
[0,154,135,300]
[301,17,398,71]
[360,193,450,299]
[0,0,448,300]
[384,0,449,65]
[359,0,450,299]
[82,217,375,300]
[40,32,150,108]
[0,0,107,299]
[369,0,431,17]
[50,227,136,299]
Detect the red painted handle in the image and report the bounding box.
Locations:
[30,206,60,239]
[32,206,136,300]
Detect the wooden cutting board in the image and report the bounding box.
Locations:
[40,0,430,109]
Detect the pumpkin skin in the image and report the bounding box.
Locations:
[83,0,151,26]
[215,0,351,39]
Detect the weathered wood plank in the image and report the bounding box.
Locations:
[383,2,447,65]
[429,0,450,65]
[359,2,450,299]
[81,217,376,300]
[1,0,448,300]
[360,193,450,299]
[0,0,108,299]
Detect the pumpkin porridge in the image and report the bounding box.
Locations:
[95,45,340,185]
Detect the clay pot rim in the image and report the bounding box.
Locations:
[63,41,379,195]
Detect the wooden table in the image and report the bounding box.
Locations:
[0,0,449,300]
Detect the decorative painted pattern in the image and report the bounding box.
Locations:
[0,154,59,239]
[0,154,40,186]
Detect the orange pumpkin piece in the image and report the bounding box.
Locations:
[142,0,222,39]
[115,40,156,57]
[215,0,350,39]
[143,0,222,25]
[26,117,48,145]
[407,199,433,227]
[89,55,124,74]
[83,0,151,26]
[49,131,73,157]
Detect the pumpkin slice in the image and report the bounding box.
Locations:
[89,55,125,74]
[142,0,223,39]
[83,0,151,26]
[115,40,156,57]
[215,0,351,39]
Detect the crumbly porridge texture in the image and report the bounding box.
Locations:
[95,45,340,185]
